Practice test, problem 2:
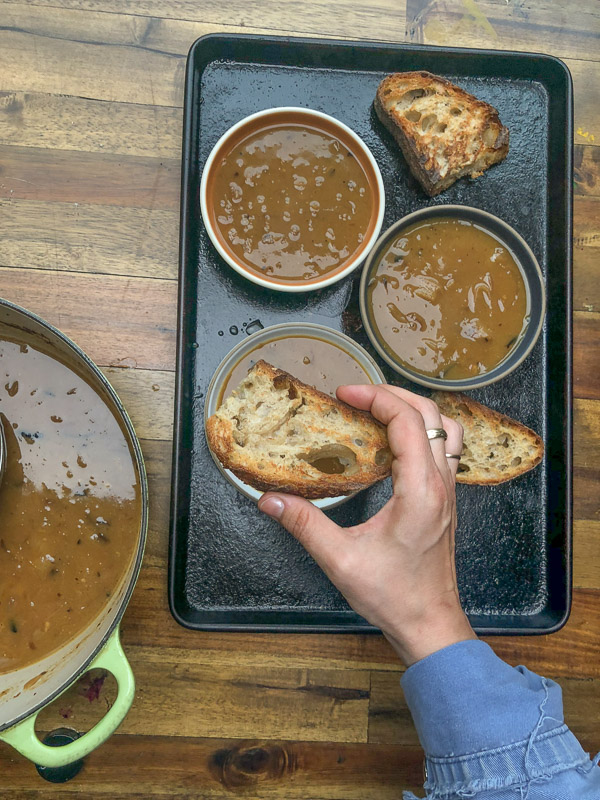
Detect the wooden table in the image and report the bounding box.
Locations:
[0,1,598,797]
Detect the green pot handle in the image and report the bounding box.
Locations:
[0,626,134,768]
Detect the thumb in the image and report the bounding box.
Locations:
[258,493,347,572]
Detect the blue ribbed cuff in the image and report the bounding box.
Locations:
[421,724,591,799]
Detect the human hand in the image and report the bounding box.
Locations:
[258,384,476,666]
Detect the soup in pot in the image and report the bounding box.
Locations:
[0,337,141,674]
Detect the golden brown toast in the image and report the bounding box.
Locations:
[206,361,392,499]
[433,392,544,485]
[374,71,509,196]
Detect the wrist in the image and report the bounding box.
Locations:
[381,599,476,666]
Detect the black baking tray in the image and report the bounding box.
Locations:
[169,34,572,635]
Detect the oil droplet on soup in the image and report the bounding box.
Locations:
[367,218,528,379]
[0,339,141,674]
[211,125,373,282]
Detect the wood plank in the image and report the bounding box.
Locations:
[574,312,600,401]
[102,368,174,441]
[575,191,600,234]
[574,196,600,313]
[1,0,407,43]
[575,144,600,195]
[0,5,355,109]
[489,590,600,677]
[0,735,424,800]
[7,1,597,133]
[8,95,597,185]
[575,467,600,524]
[407,0,599,64]
[0,247,594,437]
[0,169,593,293]
[0,199,178,278]
[0,4,187,107]
[35,660,370,742]
[122,563,402,673]
[119,545,600,678]
[408,1,600,142]
[574,243,600,314]
[574,398,600,521]
[0,267,176,371]
[0,150,591,286]
[0,146,179,210]
[369,671,418,747]
[0,91,182,158]
[574,520,600,589]
[369,669,600,747]
[574,398,600,468]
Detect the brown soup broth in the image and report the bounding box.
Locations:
[0,339,141,674]
[367,219,529,379]
[220,336,372,404]
[210,123,373,282]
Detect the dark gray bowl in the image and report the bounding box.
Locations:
[359,205,546,391]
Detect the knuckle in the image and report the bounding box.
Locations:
[404,404,427,432]
[422,397,440,417]
[441,414,463,439]
[333,550,358,580]
[406,395,434,421]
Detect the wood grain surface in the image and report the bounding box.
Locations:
[0,1,599,797]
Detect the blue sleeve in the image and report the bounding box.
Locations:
[400,639,600,799]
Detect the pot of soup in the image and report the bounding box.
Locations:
[0,298,148,767]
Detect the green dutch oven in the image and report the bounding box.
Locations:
[0,299,148,767]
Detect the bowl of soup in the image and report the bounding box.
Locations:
[200,107,385,292]
[0,299,147,768]
[359,206,546,391]
[204,322,385,508]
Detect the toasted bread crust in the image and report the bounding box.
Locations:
[374,71,509,196]
[206,361,391,499]
[433,391,544,485]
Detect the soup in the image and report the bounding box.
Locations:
[210,122,374,283]
[366,218,529,379]
[220,336,372,404]
[0,338,141,674]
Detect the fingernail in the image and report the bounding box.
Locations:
[258,495,285,519]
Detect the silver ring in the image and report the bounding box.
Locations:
[426,428,447,441]
[445,453,461,460]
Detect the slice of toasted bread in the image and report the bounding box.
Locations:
[374,71,509,196]
[432,392,544,485]
[206,361,392,499]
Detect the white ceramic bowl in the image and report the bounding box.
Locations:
[200,107,385,293]
[204,322,385,510]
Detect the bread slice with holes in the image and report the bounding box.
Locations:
[206,360,392,499]
[374,71,509,196]
[432,392,544,485]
